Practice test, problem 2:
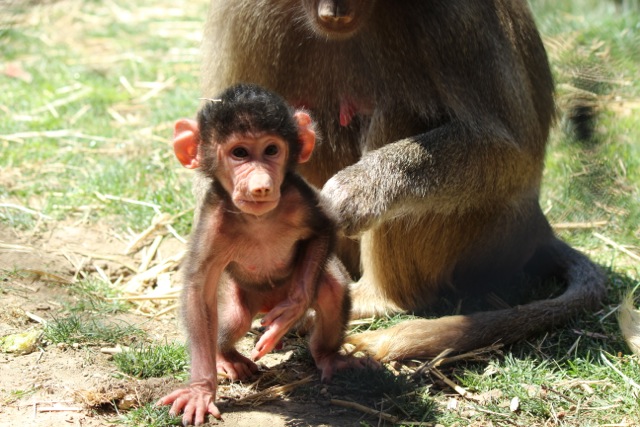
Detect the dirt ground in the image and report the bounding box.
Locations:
[0,222,385,427]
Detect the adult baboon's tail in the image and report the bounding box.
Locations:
[347,238,607,361]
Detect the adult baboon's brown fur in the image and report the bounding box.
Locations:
[197,0,606,361]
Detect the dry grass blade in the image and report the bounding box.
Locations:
[121,209,191,255]
[25,311,47,324]
[15,269,73,285]
[30,86,92,115]
[331,399,434,426]
[121,250,185,294]
[553,220,608,230]
[594,232,640,262]
[152,303,178,317]
[430,366,480,401]
[541,384,578,405]
[65,248,138,273]
[37,405,84,413]
[412,348,453,378]
[138,235,163,273]
[108,293,180,302]
[233,375,314,406]
[0,242,34,253]
[618,286,640,357]
[331,398,399,424]
[135,76,177,103]
[95,192,162,218]
[439,343,504,364]
[600,352,640,391]
[0,203,53,219]
[412,343,503,379]
[0,129,116,143]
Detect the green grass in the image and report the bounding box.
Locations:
[532,0,640,255]
[0,0,203,234]
[330,368,438,424]
[349,313,421,334]
[65,276,130,314]
[436,352,640,426]
[117,403,182,427]
[43,313,145,346]
[113,342,188,379]
[1,0,639,426]
[0,387,39,406]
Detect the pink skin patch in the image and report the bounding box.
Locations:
[339,99,358,127]
[292,99,361,128]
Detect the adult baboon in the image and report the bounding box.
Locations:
[195,0,606,361]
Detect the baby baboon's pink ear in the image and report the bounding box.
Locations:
[174,118,201,169]
[294,111,315,163]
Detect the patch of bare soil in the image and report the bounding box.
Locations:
[0,223,380,427]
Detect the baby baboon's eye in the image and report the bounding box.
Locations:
[232,147,249,158]
[264,144,279,156]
